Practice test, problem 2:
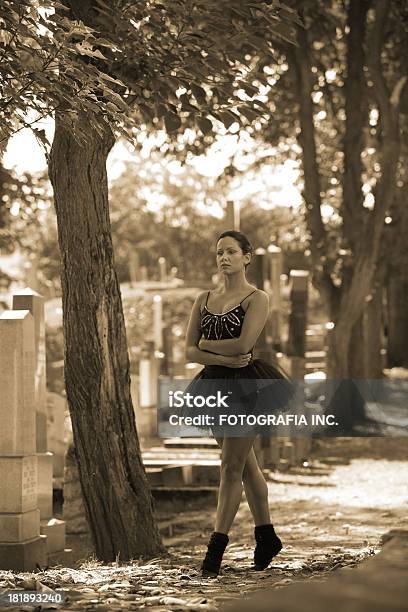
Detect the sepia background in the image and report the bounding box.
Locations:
[0,0,407,609]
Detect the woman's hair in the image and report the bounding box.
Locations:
[217,230,253,268]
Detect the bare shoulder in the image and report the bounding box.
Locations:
[243,288,269,310]
[193,290,209,310]
[249,288,268,300]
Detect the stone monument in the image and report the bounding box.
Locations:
[12,288,66,563]
[0,309,47,570]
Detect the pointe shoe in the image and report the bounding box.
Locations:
[254,524,282,570]
[201,531,229,577]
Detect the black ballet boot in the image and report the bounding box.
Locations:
[254,524,282,570]
[201,531,229,577]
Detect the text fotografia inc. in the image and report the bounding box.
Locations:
[168,413,338,427]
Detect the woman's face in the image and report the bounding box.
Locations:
[216,236,250,274]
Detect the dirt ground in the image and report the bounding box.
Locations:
[1,438,407,611]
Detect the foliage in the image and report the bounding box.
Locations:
[108,156,224,282]
[1,0,299,149]
[261,1,408,289]
[0,162,50,251]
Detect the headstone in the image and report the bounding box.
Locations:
[139,344,158,407]
[267,245,283,351]
[0,310,47,570]
[287,270,309,380]
[223,200,240,231]
[158,257,167,282]
[13,289,47,453]
[0,310,36,456]
[12,290,66,556]
[140,266,148,282]
[247,249,273,361]
[153,294,163,351]
[137,342,159,438]
[162,325,174,376]
[247,247,267,291]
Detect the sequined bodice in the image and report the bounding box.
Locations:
[200,304,246,340]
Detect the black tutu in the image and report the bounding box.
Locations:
[180,358,296,436]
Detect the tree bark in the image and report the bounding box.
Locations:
[342,0,370,251]
[387,267,408,367]
[349,313,366,379]
[364,283,384,378]
[286,29,337,314]
[49,111,166,562]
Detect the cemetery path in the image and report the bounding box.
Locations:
[1,445,407,611]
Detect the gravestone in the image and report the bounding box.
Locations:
[247,248,274,362]
[223,200,239,231]
[13,289,47,453]
[162,325,174,376]
[0,309,47,570]
[12,289,66,559]
[267,245,283,351]
[153,294,163,351]
[140,266,148,282]
[158,257,167,282]
[287,270,309,380]
[137,342,159,438]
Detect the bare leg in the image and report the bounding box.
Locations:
[212,436,281,573]
[215,437,270,526]
[214,436,256,534]
[242,447,271,525]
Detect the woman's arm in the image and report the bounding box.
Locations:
[198,290,269,355]
[185,292,251,367]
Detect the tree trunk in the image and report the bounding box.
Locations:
[49,112,165,562]
[364,284,384,378]
[387,268,408,367]
[326,318,366,430]
[348,284,384,380]
[349,313,366,379]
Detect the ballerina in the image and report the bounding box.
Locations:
[184,230,292,577]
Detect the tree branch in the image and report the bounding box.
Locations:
[286,22,336,303]
[368,0,391,126]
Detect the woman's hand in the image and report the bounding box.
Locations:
[197,337,251,367]
[218,353,252,368]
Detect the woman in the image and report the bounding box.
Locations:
[184,230,293,578]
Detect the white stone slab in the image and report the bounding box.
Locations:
[40,518,65,554]
[0,310,36,455]
[0,509,40,543]
[0,455,38,513]
[0,534,47,571]
[37,452,53,519]
[13,290,47,452]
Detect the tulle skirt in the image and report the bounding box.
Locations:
[180,358,296,435]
